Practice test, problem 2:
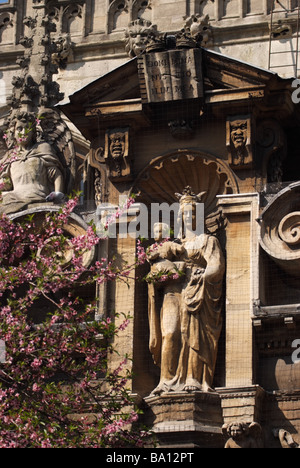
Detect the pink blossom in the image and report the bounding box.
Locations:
[0,179,151,447]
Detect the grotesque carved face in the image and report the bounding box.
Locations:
[109,132,125,159]
[125,19,157,57]
[230,120,248,150]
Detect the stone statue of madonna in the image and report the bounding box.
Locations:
[147,187,225,395]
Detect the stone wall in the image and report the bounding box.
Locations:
[0,0,300,111]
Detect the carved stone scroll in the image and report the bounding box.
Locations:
[10,205,96,268]
[274,428,300,448]
[259,181,300,277]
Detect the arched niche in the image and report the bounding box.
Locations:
[131,150,239,234]
[108,0,152,33]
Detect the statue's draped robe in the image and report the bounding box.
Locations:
[148,234,225,391]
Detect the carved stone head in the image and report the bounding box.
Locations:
[125,19,159,58]
[230,119,248,150]
[104,127,131,180]
[222,421,263,448]
[153,222,170,241]
[6,111,37,149]
[175,186,206,236]
[226,115,253,169]
[109,131,126,160]
[184,14,213,48]
[226,422,249,440]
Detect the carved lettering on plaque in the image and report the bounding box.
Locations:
[138,48,203,104]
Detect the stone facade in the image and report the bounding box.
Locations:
[2,0,300,449]
[0,0,299,110]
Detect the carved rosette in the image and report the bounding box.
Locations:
[259,182,300,276]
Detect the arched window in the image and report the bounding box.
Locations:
[196,0,215,20]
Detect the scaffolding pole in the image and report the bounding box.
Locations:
[268,0,300,77]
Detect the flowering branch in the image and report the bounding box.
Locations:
[0,195,151,448]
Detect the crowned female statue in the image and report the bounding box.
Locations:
[147,186,225,394]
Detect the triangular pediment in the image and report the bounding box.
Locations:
[60,47,295,141]
[202,48,279,90]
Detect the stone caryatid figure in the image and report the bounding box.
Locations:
[147,187,225,395]
[0,110,75,215]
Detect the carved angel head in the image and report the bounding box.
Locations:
[222,421,263,448]
[224,421,249,440]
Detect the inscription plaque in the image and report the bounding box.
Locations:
[138,48,203,104]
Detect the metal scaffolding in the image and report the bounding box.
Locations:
[268,0,300,77]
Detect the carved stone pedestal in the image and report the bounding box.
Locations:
[218,385,266,426]
[142,392,224,448]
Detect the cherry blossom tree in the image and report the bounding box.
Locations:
[0,193,152,448]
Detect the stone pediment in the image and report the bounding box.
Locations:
[60,46,296,141]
